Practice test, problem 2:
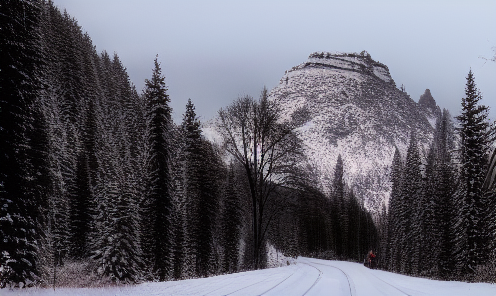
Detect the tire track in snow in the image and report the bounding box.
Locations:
[367,271,412,296]
[304,260,355,296]
[258,267,298,295]
[202,272,258,295]
[298,262,323,296]
[222,269,285,296]
[309,259,412,296]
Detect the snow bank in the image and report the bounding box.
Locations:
[265,243,296,268]
[3,258,496,296]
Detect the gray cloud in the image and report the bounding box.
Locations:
[53,0,496,123]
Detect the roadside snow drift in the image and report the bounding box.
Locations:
[3,257,496,296]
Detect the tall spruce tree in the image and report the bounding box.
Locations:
[181,98,219,277]
[141,57,173,280]
[386,147,403,272]
[330,154,345,256]
[180,98,202,277]
[435,109,457,279]
[347,189,362,261]
[454,70,496,275]
[418,143,437,275]
[400,132,422,274]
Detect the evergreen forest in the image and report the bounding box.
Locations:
[1,0,495,289]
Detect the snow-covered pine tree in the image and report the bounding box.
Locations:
[57,10,87,125]
[337,156,349,257]
[386,147,403,272]
[179,99,203,278]
[196,140,223,276]
[221,162,242,273]
[91,148,143,283]
[301,180,329,256]
[38,1,90,266]
[346,189,362,261]
[141,57,173,281]
[416,110,456,277]
[359,203,379,260]
[418,142,437,275]
[38,35,72,280]
[170,123,189,280]
[68,96,99,260]
[434,109,457,279]
[400,132,422,275]
[330,154,345,256]
[90,54,144,283]
[68,151,92,259]
[0,0,46,287]
[454,70,496,276]
[180,99,224,276]
[377,202,388,269]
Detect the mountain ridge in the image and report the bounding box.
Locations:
[270,51,440,212]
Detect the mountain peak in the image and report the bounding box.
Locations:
[418,89,441,127]
[286,51,394,84]
[418,89,436,110]
[271,52,436,213]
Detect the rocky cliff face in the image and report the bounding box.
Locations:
[418,89,442,128]
[270,51,440,212]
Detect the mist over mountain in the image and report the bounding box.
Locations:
[270,51,441,212]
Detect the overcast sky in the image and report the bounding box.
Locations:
[52,0,496,123]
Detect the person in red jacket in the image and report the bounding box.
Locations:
[367,250,376,269]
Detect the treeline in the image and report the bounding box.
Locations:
[269,154,379,262]
[382,71,496,281]
[1,0,379,288]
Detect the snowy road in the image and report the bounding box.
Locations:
[4,257,496,296]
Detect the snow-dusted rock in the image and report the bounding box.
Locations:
[270,51,438,212]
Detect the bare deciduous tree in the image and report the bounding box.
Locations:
[217,87,302,269]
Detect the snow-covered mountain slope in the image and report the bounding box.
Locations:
[6,257,496,295]
[270,51,439,212]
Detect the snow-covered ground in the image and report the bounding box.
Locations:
[3,257,496,296]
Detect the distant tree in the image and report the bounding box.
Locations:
[221,163,243,273]
[400,132,422,275]
[180,99,222,277]
[330,155,346,256]
[194,140,223,276]
[289,165,328,257]
[480,46,496,63]
[417,142,437,275]
[386,147,403,272]
[347,188,363,261]
[376,201,388,268]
